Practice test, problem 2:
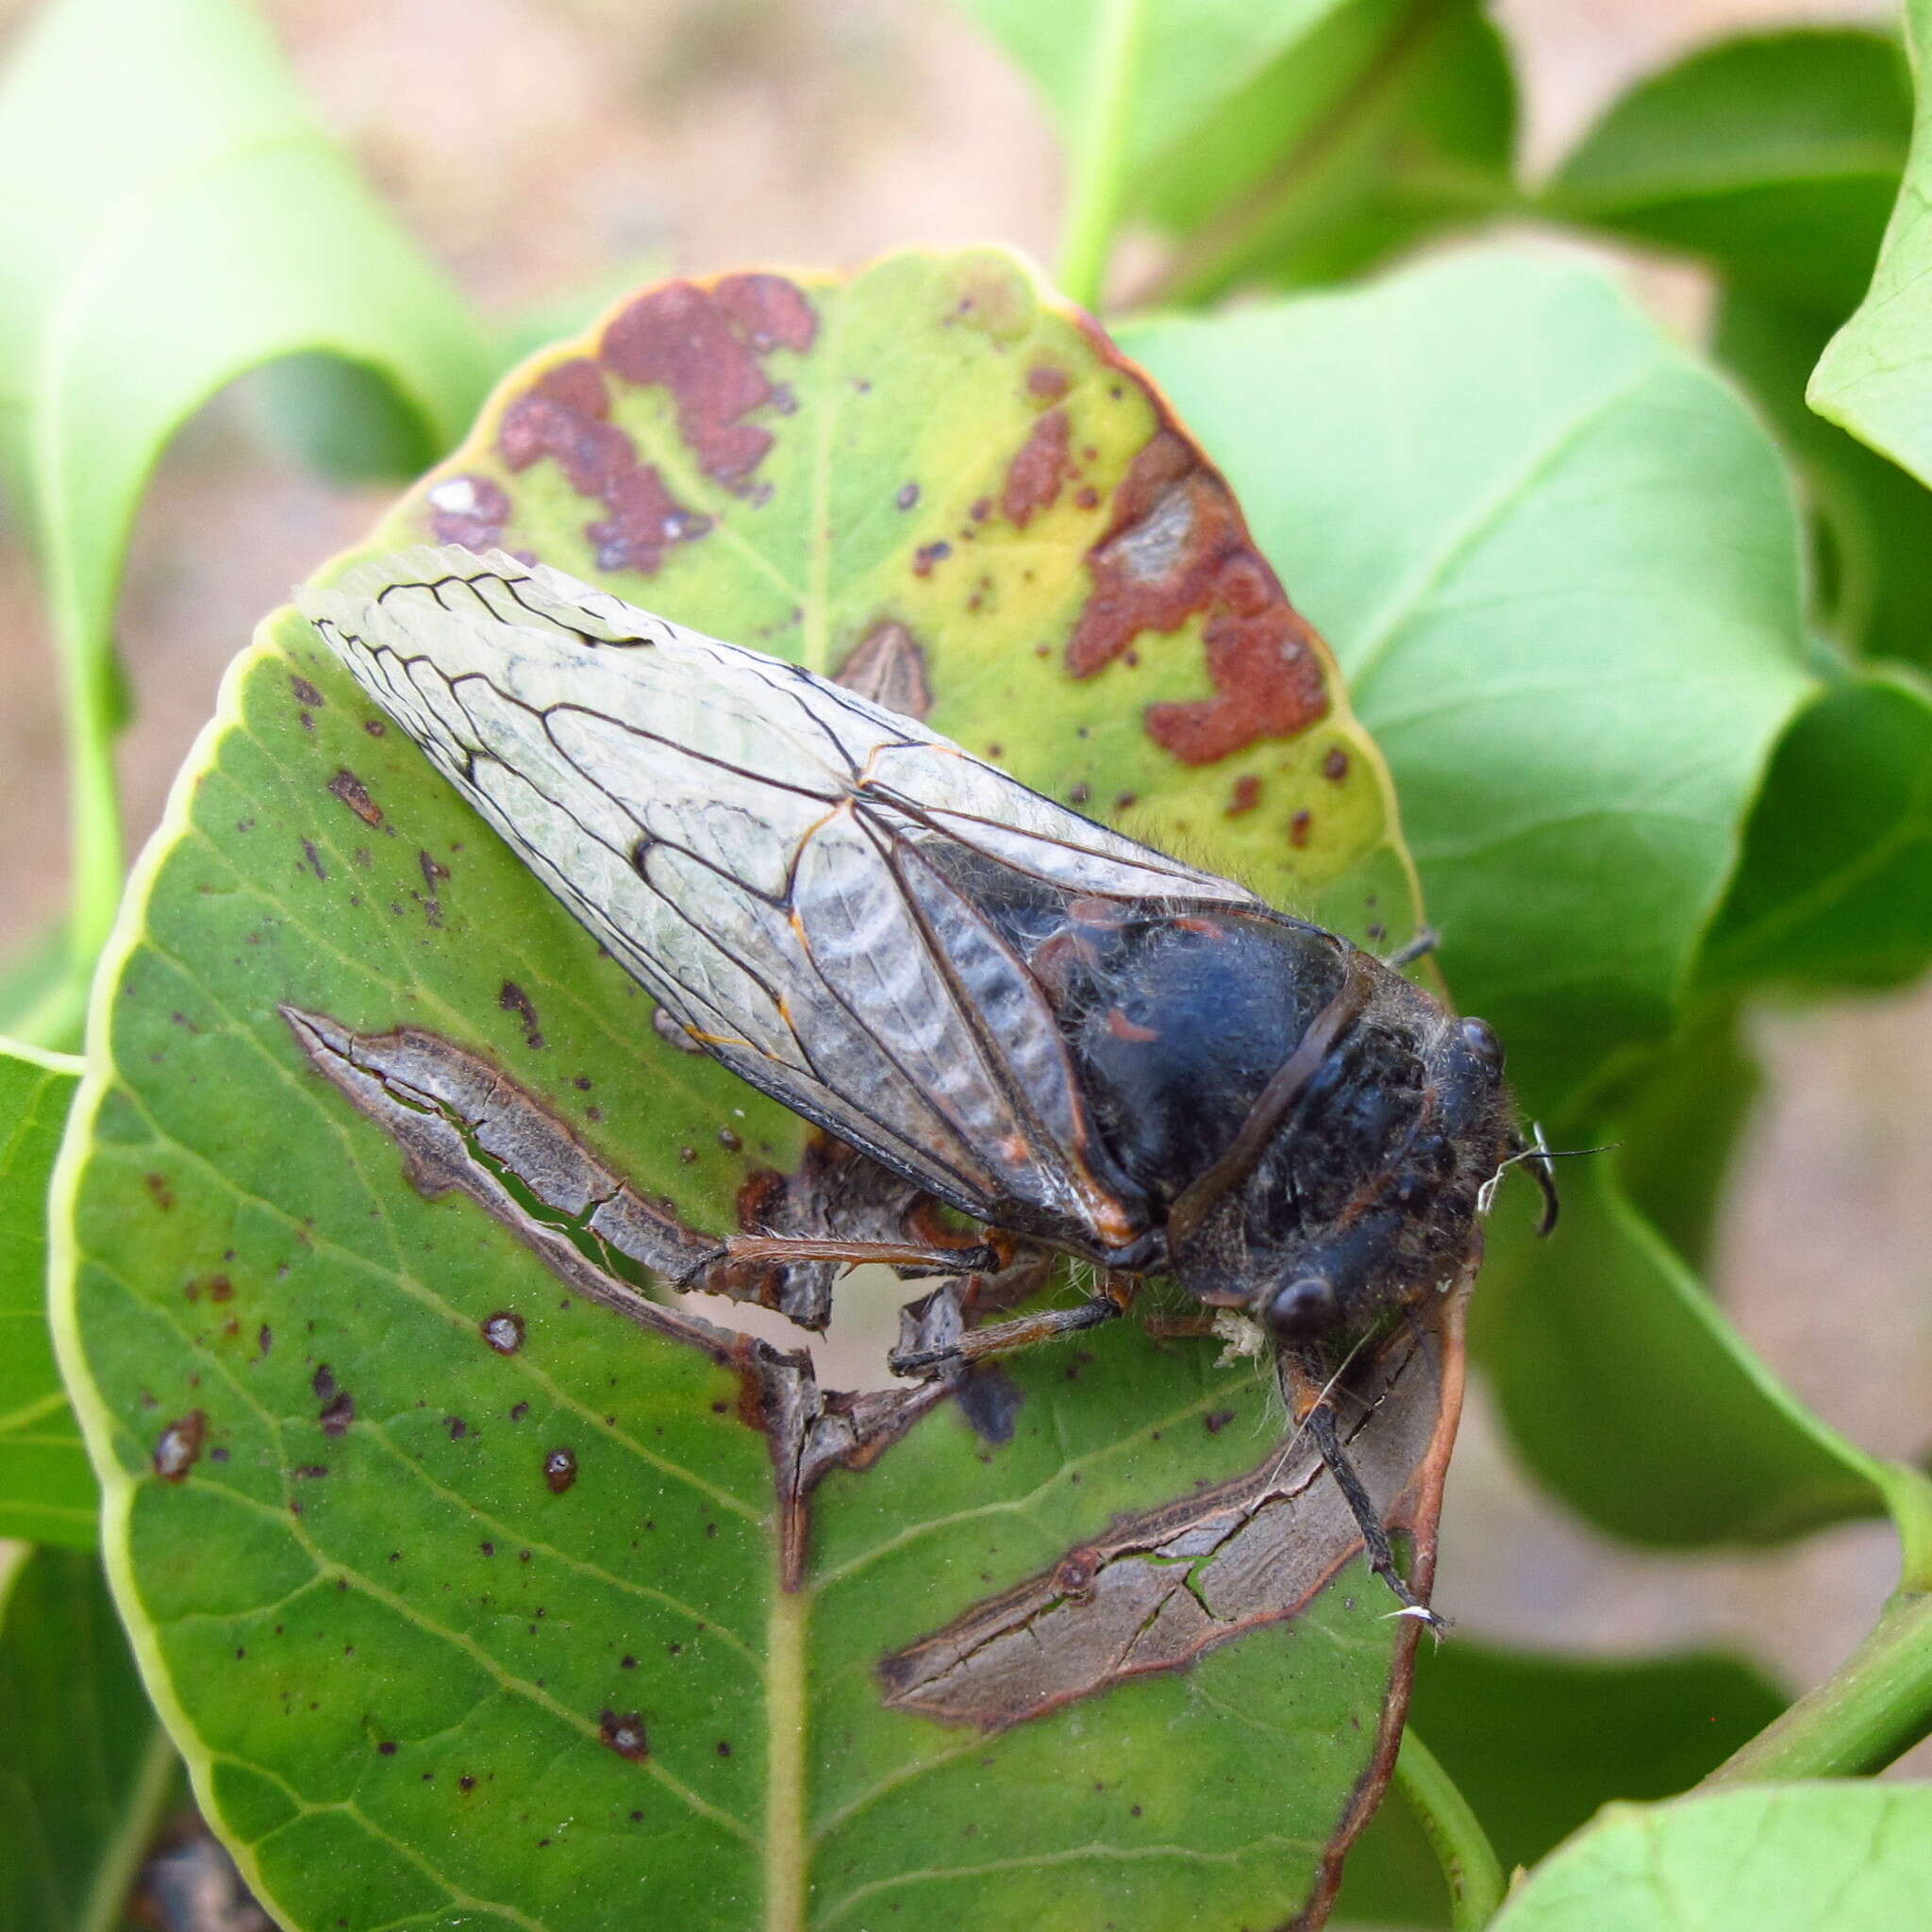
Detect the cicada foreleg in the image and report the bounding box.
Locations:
[1282,1349,1444,1632]
[888,1273,1138,1379]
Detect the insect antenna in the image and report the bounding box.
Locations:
[1476,1125,1616,1236]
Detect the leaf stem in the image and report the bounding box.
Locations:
[764,1584,809,1932]
[1056,0,1149,309]
[53,575,128,998]
[1710,1569,1932,1783]
[1393,1725,1506,1929]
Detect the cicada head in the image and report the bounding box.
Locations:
[1079,926,1524,1347]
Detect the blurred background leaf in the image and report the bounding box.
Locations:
[1489,1782,1932,1931]
[966,0,1518,305]
[0,1543,177,1932]
[1700,669,1932,994]
[0,1037,88,1545]
[0,0,493,1004]
[1337,1640,1787,1927]
[1810,0,1932,491]
[1474,1144,1885,1550]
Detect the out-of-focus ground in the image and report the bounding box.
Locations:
[2,0,1926,1770]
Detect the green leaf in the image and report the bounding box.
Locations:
[1607,1008,1760,1273]
[242,352,444,487]
[0,1543,178,1932]
[1810,1,1932,489]
[966,0,1516,304]
[1491,1784,1932,1932]
[0,924,86,1055]
[1715,292,1932,667]
[0,1035,91,1544]
[1546,28,1910,319]
[1701,669,1932,992]
[1474,1144,1884,1549]
[1148,3,1517,305]
[56,249,1454,1932]
[1337,1641,1787,1928]
[0,0,493,964]
[1121,247,1813,1118]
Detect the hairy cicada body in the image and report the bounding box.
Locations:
[300,546,1550,1617]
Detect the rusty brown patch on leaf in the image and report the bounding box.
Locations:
[600,275,816,491]
[1001,408,1071,528]
[834,620,932,721]
[1067,429,1329,766]
[878,1295,1463,1735]
[498,358,709,576]
[425,473,511,551]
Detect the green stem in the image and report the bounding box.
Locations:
[1056,0,1149,309]
[1393,1726,1506,1930]
[1709,1582,1932,1783]
[53,573,127,991]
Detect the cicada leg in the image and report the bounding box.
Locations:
[888,1274,1138,1378]
[1281,1350,1445,1632]
[676,1228,1013,1290]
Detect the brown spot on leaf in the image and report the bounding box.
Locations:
[153,1411,207,1482]
[912,541,952,578]
[327,769,383,827]
[1027,363,1069,402]
[1324,746,1350,782]
[600,1709,649,1761]
[834,621,932,721]
[544,1448,578,1493]
[1226,775,1263,818]
[290,675,325,708]
[895,481,920,510]
[1069,430,1329,765]
[1291,809,1313,849]
[1002,408,1070,528]
[319,1391,355,1436]
[600,275,815,491]
[482,1311,525,1355]
[425,473,512,550]
[143,1173,175,1211]
[499,981,544,1049]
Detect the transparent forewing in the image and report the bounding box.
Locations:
[298,547,1261,1248]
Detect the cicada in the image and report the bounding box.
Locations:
[299,546,1553,1617]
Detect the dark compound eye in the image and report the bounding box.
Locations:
[1264,1275,1338,1341]
[1459,1016,1505,1075]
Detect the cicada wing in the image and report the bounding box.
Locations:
[299,547,1257,1253]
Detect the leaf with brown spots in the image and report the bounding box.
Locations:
[56,249,1443,1932]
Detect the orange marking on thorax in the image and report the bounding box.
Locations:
[1106,1007,1158,1043]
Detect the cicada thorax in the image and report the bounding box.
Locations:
[916,836,1516,1342]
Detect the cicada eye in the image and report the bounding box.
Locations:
[1459,1016,1505,1076]
[1264,1275,1338,1341]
